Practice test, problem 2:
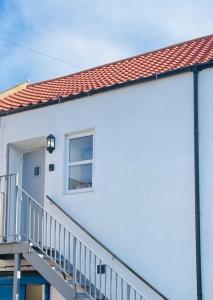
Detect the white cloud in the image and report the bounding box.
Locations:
[0,0,212,90]
[26,32,133,82]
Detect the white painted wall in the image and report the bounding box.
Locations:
[0,73,196,299]
[199,68,213,300]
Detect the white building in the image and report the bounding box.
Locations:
[0,34,213,300]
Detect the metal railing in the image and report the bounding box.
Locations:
[17,185,147,300]
[0,174,17,241]
[1,174,149,300]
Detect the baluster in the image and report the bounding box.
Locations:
[43,209,46,252]
[94,255,97,300]
[79,242,82,286]
[5,177,8,239]
[15,182,19,241]
[121,279,123,300]
[5,176,8,238]
[110,268,112,300]
[0,177,2,240]
[84,246,87,290]
[37,206,40,247]
[33,202,36,243]
[99,259,102,300]
[6,176,9,225]
[115,273,118,300]
[89,250,91,296]
[105,265,107,299]
[68,232,71,274]
[50,216,53,260]
[36,205,39,245]
[59,223,61,267]
[73,236,77,297]
[28,197,32,250]
[42,209,44,250]
[4,177,7,241]
[54,219,57,263]
[45,211,48,255]
[127,284,131,300]
[41,208,44,251]
[63,227,66,272]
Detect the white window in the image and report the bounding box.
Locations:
[66,132,94,192]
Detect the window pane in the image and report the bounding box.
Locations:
[68,164,92,190]
[69,135,93,162]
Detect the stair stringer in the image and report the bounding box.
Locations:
[22,244,76,300]
[46,198,167,300]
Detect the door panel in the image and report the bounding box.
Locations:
[26,284,43,300]
[21,149,45,240]
[22,149,45,204]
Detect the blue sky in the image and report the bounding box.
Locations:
[0,0,212,91]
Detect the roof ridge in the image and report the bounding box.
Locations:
[29,33,213,87]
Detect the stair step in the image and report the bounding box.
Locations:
[30,245,108,300]
[75,294,91,300]
[51,266,62,273]
[23,248,75,300]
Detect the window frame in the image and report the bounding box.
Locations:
[65,130,94,194]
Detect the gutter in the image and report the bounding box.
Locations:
[193,67,202,300]
[0,66,191,117]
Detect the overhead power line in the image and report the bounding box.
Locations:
[0,36,82,70]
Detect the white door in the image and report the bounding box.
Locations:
[22,148,45,205]
[21,149,45,240]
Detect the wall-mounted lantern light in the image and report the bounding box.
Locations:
[46,134,55,153]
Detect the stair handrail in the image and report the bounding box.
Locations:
[0,174,17,178]
[0,174,168,300]
[46,195,168,300]
[16,184,150,300]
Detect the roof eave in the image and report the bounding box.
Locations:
[0,60,213,117]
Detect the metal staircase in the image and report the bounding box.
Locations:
[0,174,168,300]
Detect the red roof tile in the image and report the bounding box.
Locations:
[1,34,213,113]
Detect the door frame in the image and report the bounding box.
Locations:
[6,145,46,188]
[5,140,46,241]
[6,145,46,240]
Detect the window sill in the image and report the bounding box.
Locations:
[64,187,94,195]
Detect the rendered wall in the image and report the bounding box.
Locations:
[0,73,196,299]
